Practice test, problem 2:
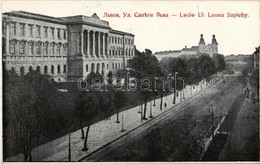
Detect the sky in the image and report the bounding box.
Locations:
[2,0,260,55]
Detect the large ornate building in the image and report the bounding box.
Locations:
[2,11,135,82]
[154,34,218,61]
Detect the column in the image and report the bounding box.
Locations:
[106,34,109,56]
[6,22,10,54]
[102,34,106,56]
[97,32,101,57]
[80,31,84,55]
[92,31,95,57]
[87,31,90,56]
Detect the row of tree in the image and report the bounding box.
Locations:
[3,48,226,161]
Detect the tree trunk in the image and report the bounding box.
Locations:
[153,95,156,106]
[80,117,84,139]
[160,93,163,110]
[82,125,90,151]
[143,97,147,120]
[116,107,120,123]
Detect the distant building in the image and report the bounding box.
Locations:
[252,46,259,69]
[2,11,135,82]
[154,34,218,60]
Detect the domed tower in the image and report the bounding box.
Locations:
[211,34,218,54]
[199,34,206,53]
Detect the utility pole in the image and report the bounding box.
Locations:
[68,132,71,161]
[173,72,178,104]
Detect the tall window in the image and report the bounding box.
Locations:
[63,46,67,55]
[10,23,16,35]
[29,44,33,54]
[36,26,41,37]
[43,44,48,55]
[51,28,55,38]
[50,44,54,55]
[10,43,15,54]
[36,44,41,54]
[19,43,25,54]
[57,46,61,55]
[86,64,88,72]
[2,21,5,34]
[28,25,33,36]
[63,30,67,40]
[57,29,61,39]
[57,65,60,74]
[43,27,48,38]
[63,65,66,73]
[51,65,54,74]
[20,24,25,36]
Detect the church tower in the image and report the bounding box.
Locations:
[211,34,218,54]
[198,34,206,53]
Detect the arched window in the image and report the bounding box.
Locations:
[29,66,33,72]
[115,63,117,69]
[36,66,41,73]
[51,65,54,74]
[44,66,48,75]
[96,63,100,74]
[112,63,114,69]
[20,66,24,76]
[91,63,95,72]
[107,64,109,70]
[63,65,66,73]
[57,65,61,74]
[102,63,105,76]
[86,64,88,72]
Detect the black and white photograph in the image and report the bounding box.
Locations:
[1,0,259,162]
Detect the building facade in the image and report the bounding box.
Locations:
[2,11,135,82]
[252,46,259,69]
[154,34,218,60]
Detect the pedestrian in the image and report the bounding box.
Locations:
[164,102,167,109]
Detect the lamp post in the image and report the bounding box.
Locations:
[173,72,178,104]
[178,77,185,100]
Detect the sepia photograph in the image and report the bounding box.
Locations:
[1,0,259,162]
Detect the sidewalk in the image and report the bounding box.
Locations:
[6,78,220,161]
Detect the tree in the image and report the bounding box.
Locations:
[76,92,99,151]
[129,49,162,119]
[212,53,226,72]
[198,54,216,80]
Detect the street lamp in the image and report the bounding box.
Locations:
[178,77,185,100]
[173,72,178,104]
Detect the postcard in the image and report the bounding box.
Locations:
[1,0,259,162]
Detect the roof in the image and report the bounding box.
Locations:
[154,50,181,55]
[181,46,199,51]
[3,11,65,24]
[110,29,134,37]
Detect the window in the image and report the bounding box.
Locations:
[29,44,33,54]
[36,44,41,54]
[51,28,55,38]
[19,43,25,54]
[10,23,16,35]
[43,44,48,55]
[57,29,61,39]
[2,21,5,34]
[63,30,66,40]
[10,43,15,54]
[57,65,61,74]
[36,26,41,37]
[43,27,48,38]
[44,66,48,74]
[86,64,88,72]
[50,44,54,55]
[28,25,33,36]
[51,65,54,74]
[63,65,66,73]
[57,46,61,55]
[63,46,67,55]
[20,24,25,36]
